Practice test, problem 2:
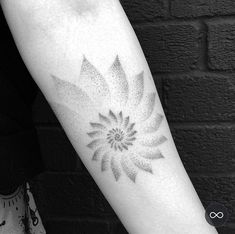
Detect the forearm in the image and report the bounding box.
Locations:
[2,1,217,233]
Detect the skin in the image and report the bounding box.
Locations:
[1,1,218,233]
[62,0,98,15]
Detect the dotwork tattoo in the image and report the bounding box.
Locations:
[52,56,167,182]
[88,111,137,152]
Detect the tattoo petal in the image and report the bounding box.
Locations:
[127,71,144,107]
[78,57,110,106]
[130,154,153,174]
[139,149,164,160]
[118,111,123,125]
[87,131,104,138]
[99,113,111,125]
[105,56,129,107]
[133,92,156,123]
[121,156,137,183]
[52,75,96,115]
[92,147,105,161]
[111,156,122,181]
[123,116,130,129]
[139,135,167,147]
[87,139,106,150]
[109,110,118,123]
[101,152,111,171]
[90,122,107,130]
[140,112,164,134]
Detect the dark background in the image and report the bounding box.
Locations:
[30,0,235,233]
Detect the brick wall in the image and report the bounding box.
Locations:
[31,1,235,233]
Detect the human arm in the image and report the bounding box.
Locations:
[1,1,218,233]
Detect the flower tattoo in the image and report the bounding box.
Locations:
[52,56,167,182]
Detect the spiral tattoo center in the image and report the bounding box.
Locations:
[106,124,137,151]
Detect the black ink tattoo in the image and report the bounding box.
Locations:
[52,56,167,183]
[0,220,5,227]
[0,186,26,233]
[0,187,24,209]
